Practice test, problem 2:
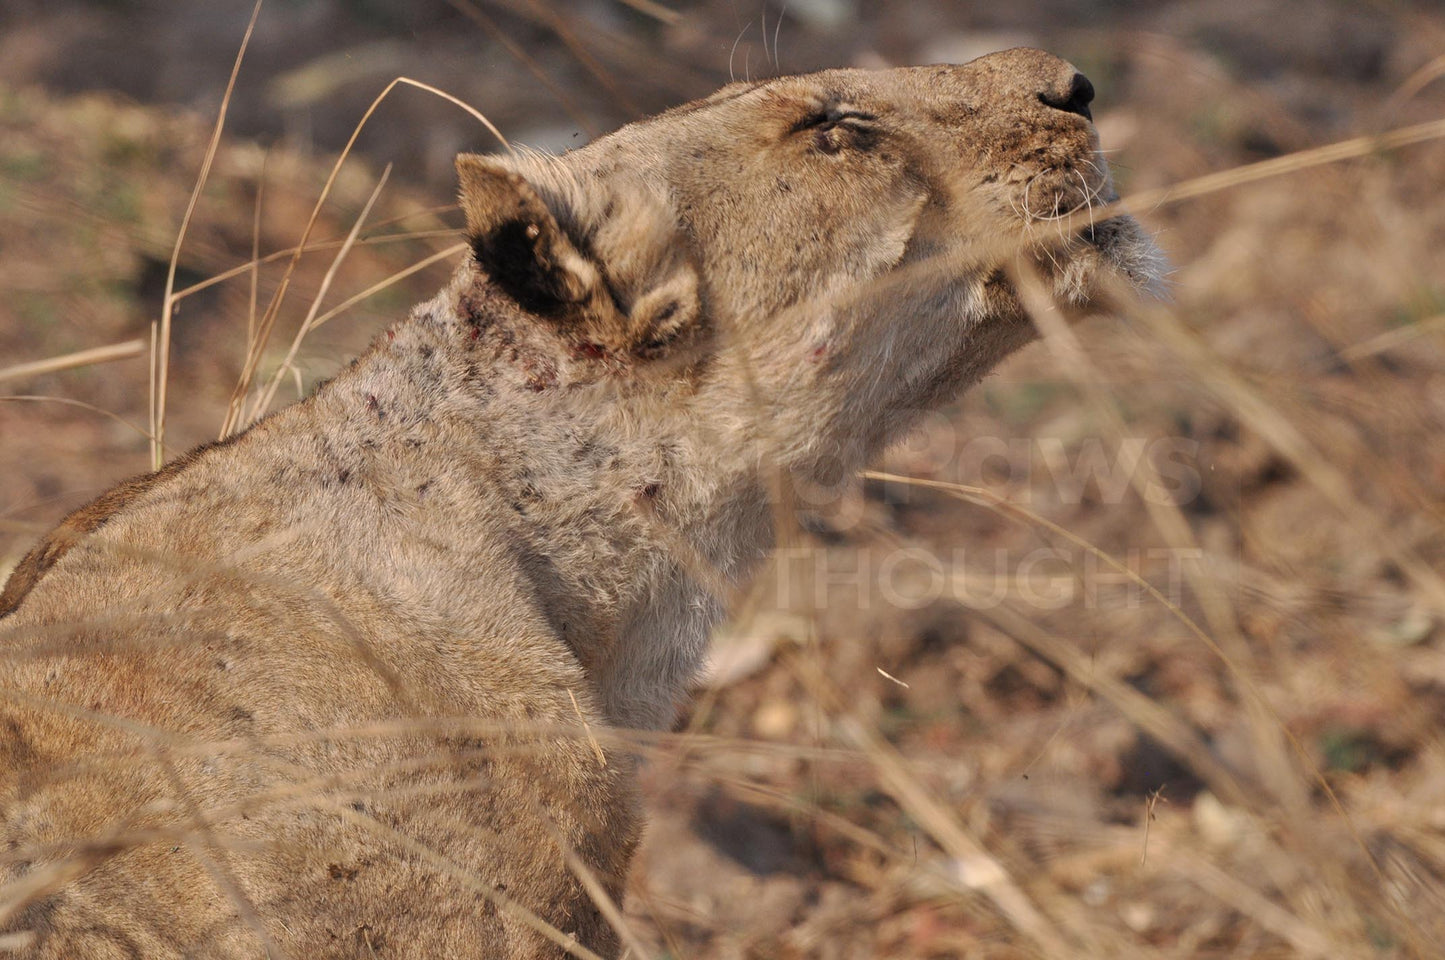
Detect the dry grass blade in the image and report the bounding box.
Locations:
[0,930,36,951]
[246,151,268,351]
[790,655,1083,959]
[0,683,194,758]
[177,225,460,305]
[536,807,654,960]
[151,0,263,470]
[969,600,1249,806]
[1168,854,1343,959]
[306,243,466,331]
[0,683,870,771]
[610,0,680,24]
[220,77,506,439]
[1339,311,1445,360]
[862,470,1217,646]
[322,801,609,960]
[0,705,869,801]
[1115,117,1445,217]
[147,319,157,453]
[0,843,122,927]
[567,688,608,767]
[0,340,146,386]
[1122,287,1445,617]
[0,395,153,443]
[387,77,511,150]
[153,749,291,960]
[1383,52,1445,120]
[248,163,393,421]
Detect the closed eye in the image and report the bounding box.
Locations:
[792,106,877,134]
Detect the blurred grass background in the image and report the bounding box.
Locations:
[3,1,1445,956]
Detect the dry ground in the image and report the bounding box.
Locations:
[3,2,1445,958]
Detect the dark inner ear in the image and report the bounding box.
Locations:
[470,219,576,318]
[456,153,702,358]
[456,155,598,320]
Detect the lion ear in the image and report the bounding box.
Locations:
[456,153,702,357]
[456,153,604,318]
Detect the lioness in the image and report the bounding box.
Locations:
[0,49,1162,958]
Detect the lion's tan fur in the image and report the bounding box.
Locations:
[0,49,1162,958]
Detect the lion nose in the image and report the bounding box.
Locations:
[1038,71,1094,121]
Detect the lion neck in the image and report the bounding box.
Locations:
[332,263,1026,729]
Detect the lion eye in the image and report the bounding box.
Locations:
[793,106,876,134]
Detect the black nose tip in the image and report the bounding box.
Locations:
[1040,72,1094,121]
